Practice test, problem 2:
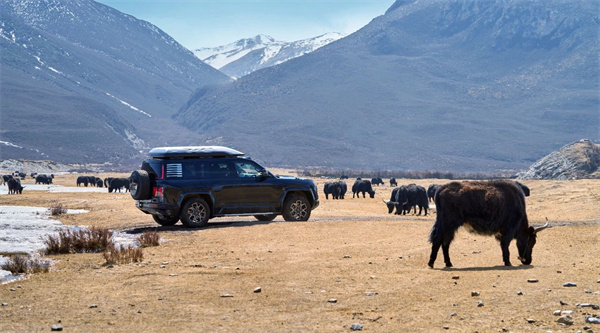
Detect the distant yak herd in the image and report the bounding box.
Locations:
[1,172,130,194]
[76,176,130,193]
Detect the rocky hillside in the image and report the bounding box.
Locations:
[518,140,600,180]
[0,0,230,166]
[174,0,599,172]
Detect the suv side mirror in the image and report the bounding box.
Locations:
[260,170,269,178]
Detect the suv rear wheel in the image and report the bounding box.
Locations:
[130,170,151,200]
[282,194,311,221]
[180,198,210,228]
[152,215,179,226]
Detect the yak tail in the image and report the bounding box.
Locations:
[428,195,444,244]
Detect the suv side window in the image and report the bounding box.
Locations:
[234,161,264,178]
[207,161,235,178]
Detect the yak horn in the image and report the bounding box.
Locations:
[534,218,550,233]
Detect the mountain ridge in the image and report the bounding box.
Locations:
[194,32,345,78]
[174,0,599,172]
[0,0,231,166]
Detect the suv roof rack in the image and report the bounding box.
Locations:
[147,146,245,159]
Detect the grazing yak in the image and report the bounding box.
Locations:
[7,177,24,194]
[514,181,530,196]
[384,187,401,213]
[35,174,53,184]
[390,177,397,187]
[104,177,114,188]
[324,181,347,199]
[352,179,375,198]
[384,184,428,215]
[324,181,342,200]
[108,178,130,193]
[428,180,549,268]
[371,177,384,186]
[399,184,428,216]
[427,184,440,202]
[76,176,89,187]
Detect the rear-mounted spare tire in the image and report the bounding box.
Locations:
[130,170,152,200]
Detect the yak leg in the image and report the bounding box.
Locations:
[428,242,441,268]
[499,236,512,266]
[429,231,456,268]
[442,241,453,267]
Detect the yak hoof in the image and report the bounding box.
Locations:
[445,262,453,268]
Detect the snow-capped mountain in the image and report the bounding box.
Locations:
[194,33,345,78]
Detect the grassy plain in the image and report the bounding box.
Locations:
[0,171,599,332]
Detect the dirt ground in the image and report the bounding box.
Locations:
[0,171,599,332]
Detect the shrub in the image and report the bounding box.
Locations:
[44,227,114,254]
[1,254,50,275]
[103,244,143,265]
[49,203,67,216]
[137,230,160,247]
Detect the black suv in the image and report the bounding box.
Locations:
[130,146,319,227]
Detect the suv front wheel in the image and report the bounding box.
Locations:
[180,198,210,228]
[282,194,311,222]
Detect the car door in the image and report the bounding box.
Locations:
[220,160,282,214]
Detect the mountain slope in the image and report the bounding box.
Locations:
[175,0,599,172]
[0,0,231,165]
[518,139,600,180]
[194,33,345,78]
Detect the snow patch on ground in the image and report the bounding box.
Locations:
[0,206,137,283]
[0,184,108,195]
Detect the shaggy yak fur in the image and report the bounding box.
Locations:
[428,180,548,268]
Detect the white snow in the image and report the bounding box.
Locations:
[0,184,107,195]
[106,92,152,118]
[47,66,63,75]
[193,32,345,76]
[0,141,23,149]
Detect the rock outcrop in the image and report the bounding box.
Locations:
[518,140,600,180]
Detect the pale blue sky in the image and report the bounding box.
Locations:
[96,0,394,49]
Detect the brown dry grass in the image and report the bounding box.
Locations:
[0,172,599,332]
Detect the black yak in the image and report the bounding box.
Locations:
[352,179,375,198]
[428,180,549,268]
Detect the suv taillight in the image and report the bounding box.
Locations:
[153,186,164,201]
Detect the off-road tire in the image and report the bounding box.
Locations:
[282,194,311,221]
[254,214,277,222]
[130,170,151,200]
[152,215,179,226]
[180,198,210,228]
